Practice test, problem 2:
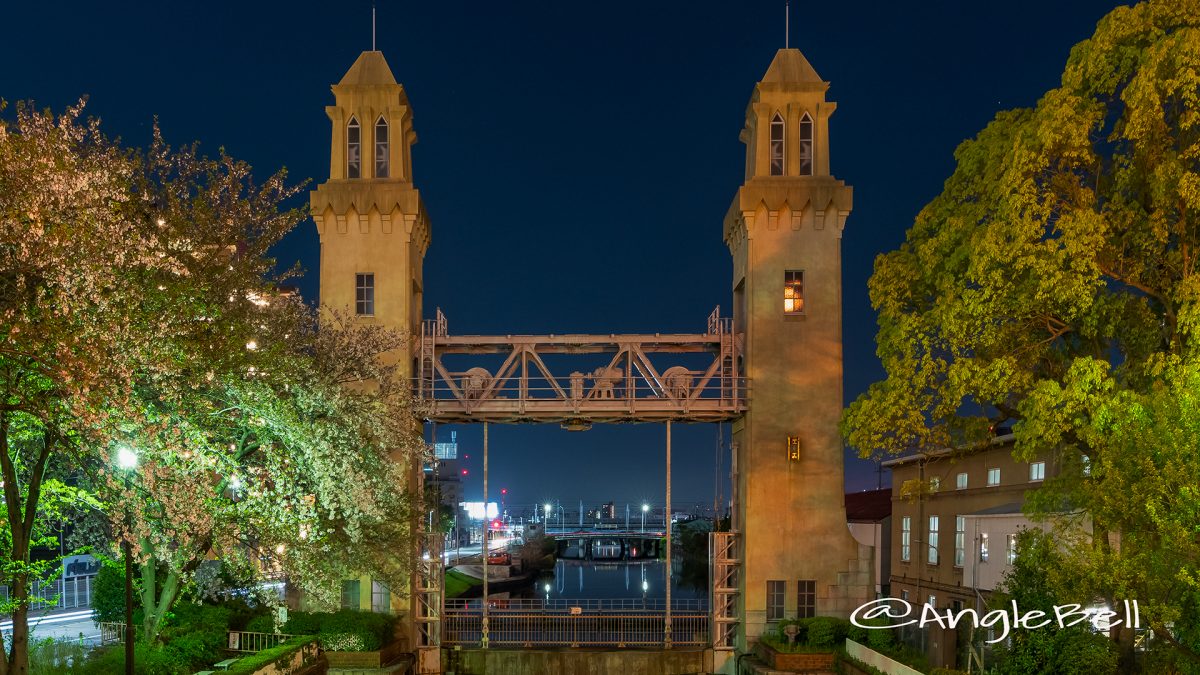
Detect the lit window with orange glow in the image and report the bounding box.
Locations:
[784,270,804,314]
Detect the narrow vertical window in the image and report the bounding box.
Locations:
[356,273,375,316]
[928,515,939,565]
[341,579,361,609]
[371,581,391,613]
[1006,533,1018,564]
[987,467,1001,486]
[347,117,361,178]
[900,516,911,562]
[979,532,990,562]
[769,112,785,175]
[796,580,816,619]
[375,116,389,178]
[798,112,814,176]
[956,472,968,490]
[767,580,786,621]
[784,270,804,314]
[955,516,965,567]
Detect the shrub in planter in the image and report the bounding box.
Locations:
[806,617,841,648]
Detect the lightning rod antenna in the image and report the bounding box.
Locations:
[372,2,377,51]
[785,1,790,48]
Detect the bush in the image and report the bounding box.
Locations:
[281,609,394,652]
[225,637,315,675]
[30,637,91,674]
[81,643,190,675]
[91,558,129,624]
[806,617,842,648]
[244,614,275,634]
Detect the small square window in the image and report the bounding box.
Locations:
[356,273,375,316]
[784,271,804,314]
[901,589,909,601]
[1030,462,1045,481]
[956,472,968,490]
[371,581,391,613]
[796,580,815,619]
[987,467,1000,486]
[927,595,937,609]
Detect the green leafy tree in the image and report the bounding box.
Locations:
[841,1,1200,669]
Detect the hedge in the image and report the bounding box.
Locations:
[281,609,395,652]
[225,636,316,675]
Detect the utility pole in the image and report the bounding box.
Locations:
[481,422,489,649]
[665,420,673,649]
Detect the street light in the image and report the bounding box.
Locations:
[116,445,137,675]
[641,503,649,533]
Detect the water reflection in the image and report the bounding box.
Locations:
[517,559,706,602]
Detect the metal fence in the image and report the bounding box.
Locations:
[444,608,709,648]
[226,630,296,653]
[445,598,708,613]
[98,622,126,646]
[0,577,93,612]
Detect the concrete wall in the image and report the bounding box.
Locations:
[445,649,709,675]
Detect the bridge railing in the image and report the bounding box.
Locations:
[443,609,709,648]
[446,598,707,612]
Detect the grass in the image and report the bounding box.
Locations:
[444,569,480,598]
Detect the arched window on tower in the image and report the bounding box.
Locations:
[347,117,361,179]
[799,112,814,176]
[375,116,389,179]
[770,112,785,176]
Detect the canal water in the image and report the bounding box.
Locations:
[514,559,707,605]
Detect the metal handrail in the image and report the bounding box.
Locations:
[443,611,709,648]
[446,598,708,612]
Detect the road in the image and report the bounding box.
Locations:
[1,609,98,643]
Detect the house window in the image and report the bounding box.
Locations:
[901,589,909,601]
[767,580,786,621]
[979,532,990,562]
[796,580,816,619]
[929,477,941,492]
[900,516,911,562]
[770,112,785,175]
[798,112,813,175]
[987,467,1000,486]
[928,516,939,565]
[1082,455,1091,476]
[928,594,937,609]
[347,117,361,178]
[371,581,391,613]
[375,116,389,178]
[1030,461,1045,481]
[956,472,968,490]
[355,273,375,316]
[784,270,804,314]
[955,516,965,567]
[1007,533,1018,564]
[341,579,361,609]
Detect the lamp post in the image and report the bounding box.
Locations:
[116,446,138,675]
[543,503,551,531]
[641,503,649,533]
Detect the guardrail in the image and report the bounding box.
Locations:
[98,621,127,646]
[444,610,709,647]
[446,598,708,612]
[226,630,297,653]
[0,577,93,612]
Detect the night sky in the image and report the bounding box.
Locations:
[6,0,1123,512]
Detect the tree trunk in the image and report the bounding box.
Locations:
[140,551,182,642]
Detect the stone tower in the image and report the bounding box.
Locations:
[310,50,431,635]
[311,50,430,365]
[725,49,873,647]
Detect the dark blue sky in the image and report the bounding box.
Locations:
[6,0,1123,510]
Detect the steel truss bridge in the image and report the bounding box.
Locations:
[411,310,744,655]
[416,308,746,426]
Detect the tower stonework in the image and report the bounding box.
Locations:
[312,50,430,364]
[310,50,431,643]
[726,49,873,648]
